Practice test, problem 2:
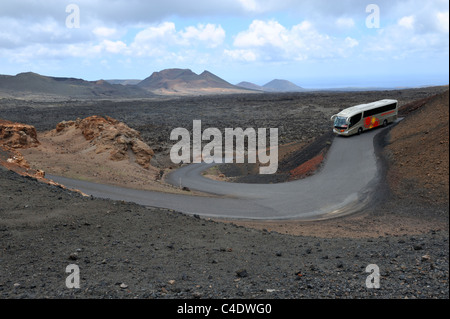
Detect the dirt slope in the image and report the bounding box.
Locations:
[386,90,449,204]
[20,116,185,194]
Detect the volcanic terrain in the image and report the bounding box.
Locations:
[0,85,448,299]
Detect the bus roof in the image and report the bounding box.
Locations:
[336,99,398,117]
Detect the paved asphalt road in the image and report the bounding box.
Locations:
[47,127,386,221]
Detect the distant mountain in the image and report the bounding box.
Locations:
[137,68,253,95]
[0,70,311,99]
[0,72,152,99]
[263,79,305,92]
[236,81,264,91]
[106,79,142,86]
[236,79,305,92]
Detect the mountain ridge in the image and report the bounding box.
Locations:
[2,69,435,98]
[263,79,305,92]
[236,79,305,92]
[0,72,152,99]
[136,68,253,95]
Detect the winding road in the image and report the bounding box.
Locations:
[47,126,387,221]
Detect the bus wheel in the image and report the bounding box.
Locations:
[383,120,388,127]
[358,127,363,135]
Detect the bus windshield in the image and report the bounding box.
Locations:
[334,116,348,128]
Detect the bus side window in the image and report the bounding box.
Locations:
[349,113,362,128]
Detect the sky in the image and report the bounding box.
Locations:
[0,0,448,88]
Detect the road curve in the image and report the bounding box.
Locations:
[47,127,386,221]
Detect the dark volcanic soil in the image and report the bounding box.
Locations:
[0,87,446,171]
[0,166,448,299]
[0,87,448,299]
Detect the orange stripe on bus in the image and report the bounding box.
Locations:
[381,110,395,116]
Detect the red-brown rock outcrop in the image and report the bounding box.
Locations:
[55,116,154,169]
[0,119,40,149]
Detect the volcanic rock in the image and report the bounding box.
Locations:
[0,119,40,149]
[54,116,154,169]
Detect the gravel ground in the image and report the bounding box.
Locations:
[0,166,448,299]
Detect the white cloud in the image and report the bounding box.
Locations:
[234,20,288,48]
[345,37,359,48]
[179,24,226,48]
[0,18,225,63]
[224,49,257,62]
[99,40,127,54]
[237,0,259,12]
[398,16,415,29]
[0,0,447,81]
[364,16,449,59]
[129,22,225,57]
[93,27,118,38]
[229,19,359,62]
[436,11,449,33]
[134,22,177,44]
[336,17,355,29]
[0,16,78,49]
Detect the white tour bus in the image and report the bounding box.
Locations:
[331,99,398,136]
